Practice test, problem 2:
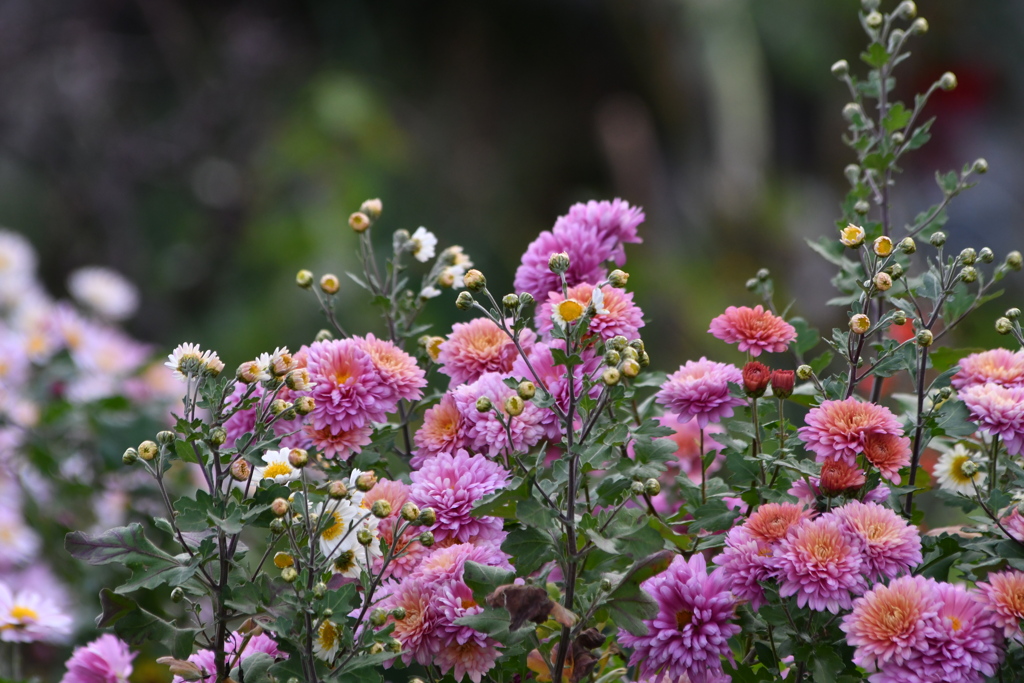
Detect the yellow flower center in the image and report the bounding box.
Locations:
[321,511,346,542]
[948,615,963,631]
[263,462,293,479]
[10,605,38,623]
[555,299,584,323]
[274,552,294,569]
[950,455,976,485]
[318,621,338,649]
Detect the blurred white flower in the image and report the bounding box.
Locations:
[68,267,139,321]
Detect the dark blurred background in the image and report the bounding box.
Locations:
[3,0,1022,369]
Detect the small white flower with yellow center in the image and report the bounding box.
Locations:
[315,498,382,576]
[589,287,610,316]
[551,298,586,330]
[67,266,139,321]
[0,510,40,565]
[255,448,300,484]
[268,347,296,376]
[0,584,72,643]
[236,358,271,384]
[934,443,987,496]
[165,342,223,381]
[840,223,866,248]
[410,227,438,263]
[313,619,340,661]
[419,285,442,300]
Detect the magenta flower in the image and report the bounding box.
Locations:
[303,339,392,432]
[798,397,905,465]
[551,198,644,266]
[535,283,644,341]
[832,500,922,580]
[452,372,548,457]
[961,382,1024,455]
[977,570,1024,641]
[772,516,867,613]
[514,223,615,302]
[714,526,773,609]
[303,423,373,460]
[61,634,135,683]
[174,632,286,683]
[436,317,535,388]
[619,553,740,683]
[413,393,466,468]
[409,449,509,543]
[841,574,941,670]
[415,542,512,587]
[355,333,427,402]
[708,305,798,356]
[952,347,1024,390]
[656,413,724,483]
[656,358,745,429]
[376,577,440,667]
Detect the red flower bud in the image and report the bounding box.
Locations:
[770,369,795,399]
[742,361,771,398]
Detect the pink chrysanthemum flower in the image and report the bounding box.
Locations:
[362,478,423,578]
[832,500,922,580]
[552,198,644,266]
[223,383,307,451]
[656,358,745,429]
[409,449,509,543]
[656,413,724,483]
[536,283,644,341]
[862,432,911,483]
[515,226,612,302]
[841,574,941,670]
[415,542,512,587]
[435,639,501,683]
[772,516,867,613]
[952,347,1024,390]
[714,526,773,609]
[910,582,1002,683]
[177,632,286,683]
[0,583,72,643]
[744,502,812,544]
[303,423,373,460]
[708,305,797,357]
[377,577,439,666]
[303,339,393,432]
[452,373,548,457]
[61,634,136,683]
[819,458,868,495]
[1001,508,1024,544]
[619,553,740,683]
[510,341,601,436]
[413,393,466,469]
[436,318,535,388]
[355,333,427,401]
[798,397,905,465]
[961,382,1024,456]
[978,570,1024,641]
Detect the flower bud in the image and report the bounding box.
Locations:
[357,529,374,546]
[504,395,525,417]
[979,247,995,263]
[929,231,946,247]
[745,278,759,291]
[971,158,989,175]
[391,606,407,620]
[321,610,332,619]
[630,337,645,350]
[621,359,641,378]
[171,587,185,603]
[437,269,456,288]
[463,269,486,291]
[771,370,795,399]
[873,236,894,257]
[313,582,327,599]
[831,59,849,78]
[281,567,299,583]
[455,291,474,310]
[122,448,139,465]
[548,252,570,275]
[320,274,340,295]
[997,317,1014,335]
[206,427,226,447]
[269,399,289,416]
[356,472,378,492]
[959,248,977,266]
[891,131,905,146]
[371,500,392,518]
[742,361,771,398]
[960,459,980,477]
[282,449,306,469]
[916,329,934,347]
[865,10,883,28]
[417,507,436,526]
[271,498,290,517]
[296,269,314,288]
[349,212,371,232]
[401,502,420,522]
[294,396,315,415]
[230,459,251,482]
[960,266,978,284]
[475,396,492,413]
[284,368,312,392]
[315,329,334,343]
[639,351,651,367]
[1006,251,1023,271]
[896,1,916,19]
[844,164,861,185]
[861,0,879,10]
[269,518,285,534]
[155,430,174,446]
[518,292,535,308]
[939,72,957,91]
[602,368,621,386]
[644,478,661,496]
[370,608,388,627]
[840,224,865,248]
[607,336,628,351]
[630,480,645,495]
[796,365,813,381]
[138,440,158,461]
[910,17,928,34]
[938,386,954,400]
[360,198,382,220]
[892,311,908,326]
[386,638,402,653]
[849,314,871,334]
[502,293,520,310]
[517,381,536,400]
[842,103,866,123]
[328,481,349,499]
[369,643,385,655]
[888,263,904,279]
[1006,308,1021,320]
[898,237,916,254]
[854,200,870,215]
[418,531,435,547]
[873,272,892,291]
[609,269,629,287]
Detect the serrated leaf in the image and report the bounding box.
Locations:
[503,527,554,576]
[66,524,176,567]
[175,439,198,464]
[860,42,890,68]
[883,102,912,133]
[936,170,959,195]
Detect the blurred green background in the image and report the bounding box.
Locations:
[3,0,1021,369]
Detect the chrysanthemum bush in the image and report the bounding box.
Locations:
[1,1,1019,682]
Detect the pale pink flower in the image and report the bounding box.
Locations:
[911,582,1002,683]
[772,516,867,613]
[832,500,922,580]
[798,397,905,465]
[977,570,1024,641]
[452,373,548,457]
[175,632,285,683]
[708,305,797,356]
[355,333,427,402]
[61,634,135,683]
[67,266,139,321]
[415,542,512,587]
[413,393,465,468]
[656,358,745,429]
[303,423,373,460]
[961,382,1024,455]
[376,577,439,666]
[0,582,72,642]
[536,283,644,341]
[952,347,1024,390]
[841,574,941,670]
[437,317,535,388]
[744,502,812,544]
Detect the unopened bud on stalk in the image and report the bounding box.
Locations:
[639,351,651,367]
[896,1,916,19]
[349,212,371,232]
[997,317,1014,335]
[746,278,759,291]
[475,396,492,413]
[865,10,883,28]
[321,610,332,619]
[296,269,314,288]
[502,293,520,310]
[391,607,407,620]
[357,529,374,546]
[980,247,995,263]
[455,291,474,310]
[831,59,849,78]
[270,399,289,415]
[854,200,870,215]
[873,236,894,257]
[1006,308,1022,320]
[269,518,285,534]
[122,448,139,465]
[386,639,402,653]
[844,164,861,185]
[294,396,315,415]
[973,158,989,174]
[315,329,334,342]
[891,131,905,146]
[155,430,174,446]
[607,336,628,351]
[417,507,436,526]
[959,248,977,265]
[888,263,904,279]
[938,387,954,401]
[371,500,392,518]
[910,17,928,35]
[170,587,185,603]
[138,440,158,461]
[1006,251,1023,271]
[622,347,639,362]
[360,198,383,219]
[771,370,795,399]
[842,103,866,123]
[840,224,866,248]
[849,314,871,334]
[518,292,535,308]
[369,643,385,655]
[602,368,621,386]
[401,502,420,522]
[356,472,378,492]
[319,274,340,295]
[271,498,290,517]
[281,567,298,583]
[892,311,908,326]
[742,361,771,398]
[874,272,893,291]
[929,231,947,247]
[419,531,435,547]
[630,481,645,495]
[548,252,570,275]
[504,395,525,417]
[621,359,641,378]
[370,609,388,627]
[796,365,813,381]
[313,582,326,599]
[463,269,486,291]
[899,237,916,254]
[916,329,934,347]
[887,32,905,56]
[609,269,629,287]
[939,72,958,91]
[230,459,250,482]
[328,481,349,499]
[517,381,536,400]
[207,427,226,446]
[644,478,661,496]
[960,266,978,284]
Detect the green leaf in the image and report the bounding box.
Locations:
[66,524,176,567]
[95,588,198,659]
[603,580,657,636]
[790,317,820,357]
[812,645,846,682]
[883,102,912,133]
[687,502,740,533]
[904,117,934,151]
[232,652,276,682]
[860,42,890,68]
[936,169,959,195]
[175,439,198,464]
[502,527,554,575]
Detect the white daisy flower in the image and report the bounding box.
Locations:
[0,583,72,643]
[68,266,139,321]
[934,443,987,496]
[165,342,223,381]
[589,286,609,315]
[410,227,437,263]
[419,286,442,300]
[255,448,300,484]
[236,357,271,384]
[313,620,340,661]
[0,510,40,566]
[551,298,585,330]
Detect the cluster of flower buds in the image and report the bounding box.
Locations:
[349,198,382,234]
[741,361,794,400]
[602,336,649,386]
